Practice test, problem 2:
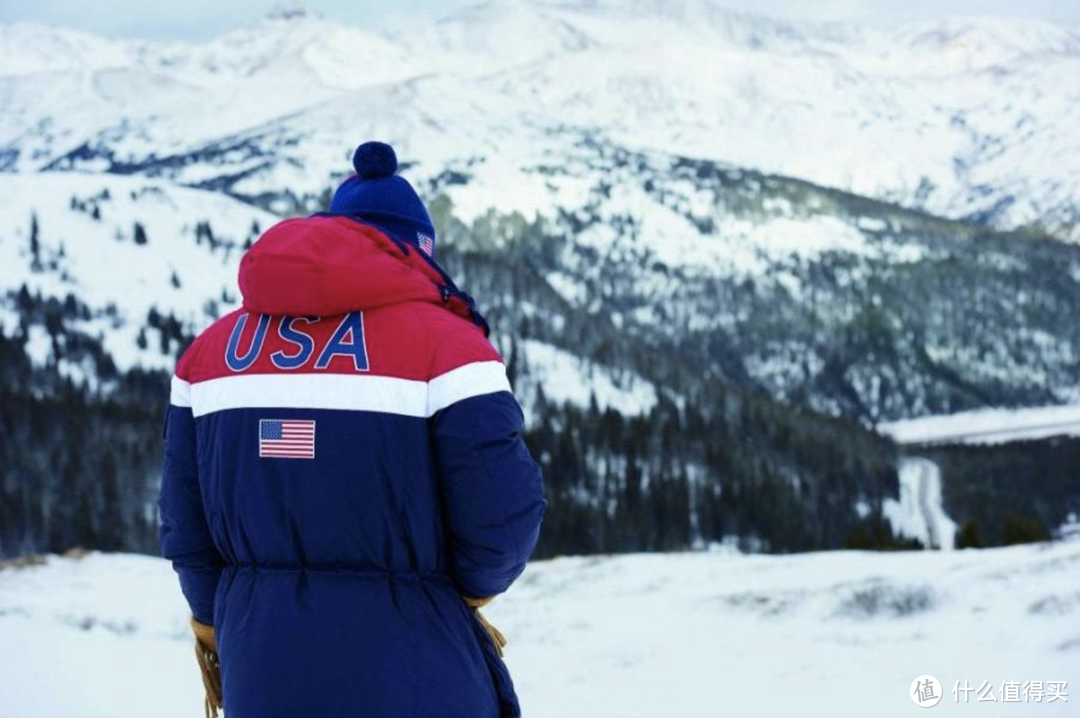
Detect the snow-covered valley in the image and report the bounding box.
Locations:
[4,2,1080,422]
[3,0,1080,617]
[0,544,1076,717]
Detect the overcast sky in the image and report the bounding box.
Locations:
[2,0,1078,40]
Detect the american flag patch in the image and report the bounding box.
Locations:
[417,232,434,256]
[259,419,316,459]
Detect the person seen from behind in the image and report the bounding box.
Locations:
[158,141,546,717]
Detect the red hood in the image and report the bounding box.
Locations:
[239,215,474,321]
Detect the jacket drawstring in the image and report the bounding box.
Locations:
[189,603,506,716]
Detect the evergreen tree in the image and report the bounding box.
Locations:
[1001,514,1049,546]
[29,212,41,270]
[956,519,982,549]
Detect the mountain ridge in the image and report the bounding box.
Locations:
[3,3,1078,241]
[3,4,1080,559]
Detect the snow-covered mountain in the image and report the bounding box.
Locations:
[0,173,271,379]
[4,2,1080,560]
[2,2,1079,240]
[4,2,1080,420]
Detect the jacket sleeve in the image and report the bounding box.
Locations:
[430,341,546,599]
[158,376,223,625]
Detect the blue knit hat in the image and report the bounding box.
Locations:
[329,141,436,257]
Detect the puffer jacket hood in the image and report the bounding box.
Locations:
[238,214,487,333]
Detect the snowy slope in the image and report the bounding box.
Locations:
[0,10,426,169]
[0,544,1076,717]
[0,172,273,372]
[2,2,1079,240]
[884,458,958,550]
[881,404,1080,445]
[514,339,658,418]
[3,3,1080,421]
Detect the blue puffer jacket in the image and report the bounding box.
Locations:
[158,215,546,717]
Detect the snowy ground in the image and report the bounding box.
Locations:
[1,545,1077,717]
[884,458,958,550]
[880,405,1080,446]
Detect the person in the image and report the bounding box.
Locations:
[158,141,546,718]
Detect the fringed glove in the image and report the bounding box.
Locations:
[191,617,224,718]
[464,596,508,657]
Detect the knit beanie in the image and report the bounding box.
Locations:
[329,141,436,256]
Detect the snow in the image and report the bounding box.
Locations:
[22,325,52,366]
[0,172,272,372]
[1058,514,1080,542]
[1,544,1077,717]
[515,339,658,418]
[881,404,1080,445]
[0,23,130,76]
[0,172,666,413]
[2,5,1079,241]
[884,458,958,550]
